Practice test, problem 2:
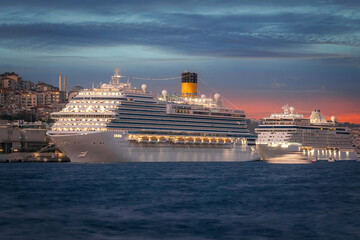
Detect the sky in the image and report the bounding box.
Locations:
[1,0,360,123]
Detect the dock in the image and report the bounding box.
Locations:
[0,152,70,163]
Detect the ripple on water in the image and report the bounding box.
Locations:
[0,162,359,240]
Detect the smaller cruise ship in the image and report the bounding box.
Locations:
[255,105,357,162]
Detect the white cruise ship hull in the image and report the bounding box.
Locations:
[50,131,260,163]
[257,143,357,162]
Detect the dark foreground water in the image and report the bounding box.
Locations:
[0,162,360,240]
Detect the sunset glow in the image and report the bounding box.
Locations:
[1,1,360,123]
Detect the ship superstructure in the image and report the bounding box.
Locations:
[47,70,258,162]
[255,105,357,162]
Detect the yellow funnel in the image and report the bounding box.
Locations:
[181,71,197,97]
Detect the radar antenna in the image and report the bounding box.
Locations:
[282,104,290,115]
[111,68,124,85]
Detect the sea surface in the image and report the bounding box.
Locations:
[0,162,359,240]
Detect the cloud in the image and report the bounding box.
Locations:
[1,0,360,11]
[322,57,360,68]
[0,1,360,59]
[272,81,287,88]
[0,0,359,122]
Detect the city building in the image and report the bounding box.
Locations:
[21,91,37,109]
[0,72,70,122]
[36,82,58,92]
[0,120,21,154]
[0,72,23,90]
[20,128,49,152]
[68,86,83,100]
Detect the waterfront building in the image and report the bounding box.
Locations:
[0,120,21,154]
[20,128,49,152]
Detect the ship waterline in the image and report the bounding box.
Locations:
[257,143,357,162]
[51,131,259,163]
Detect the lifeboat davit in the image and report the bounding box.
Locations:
[157,136,167,143]
[149,136,157,143]
[173,137,185,144]
[224,138,232,144]
[209,138,217,144]
[202,138,210,144]
[194,137,201,144]
[137,136,149,143]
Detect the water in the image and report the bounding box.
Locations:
[0,162,359,240]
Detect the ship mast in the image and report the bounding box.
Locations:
[111,68,123,85]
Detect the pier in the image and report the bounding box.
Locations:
[0,152,70,163]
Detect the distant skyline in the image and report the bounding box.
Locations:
[1,0,360,123]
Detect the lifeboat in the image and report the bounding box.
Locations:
[137,136,149,143]
[194,137,201,144]
[209,138,217,144]
[202,138,210,144]
[173,137,185,144]
[185,137,193,144]
[149,136,157,143]
[216,138,225,144]
[157,136,167,143]
[224,138,232,144]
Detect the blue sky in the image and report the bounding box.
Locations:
[1,0,360,121]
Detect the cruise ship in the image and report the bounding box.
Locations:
[47,69,259,162]
[255,105,357,162]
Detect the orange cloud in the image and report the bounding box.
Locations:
[224,93,360,124]
[336,113,360,123]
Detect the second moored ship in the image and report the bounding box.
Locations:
[47,70,259,162]
[255,105,357,163]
